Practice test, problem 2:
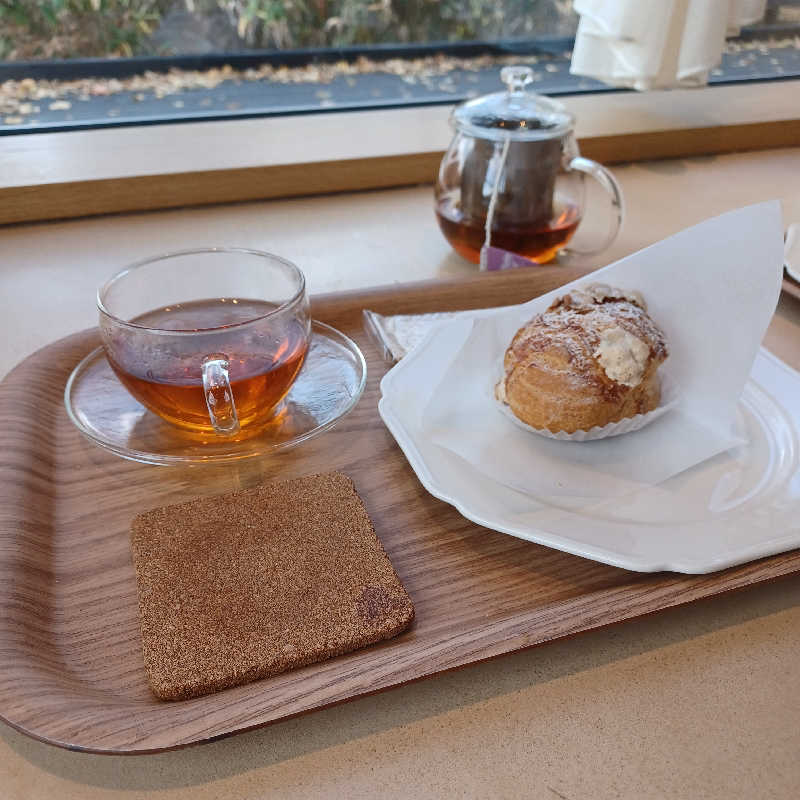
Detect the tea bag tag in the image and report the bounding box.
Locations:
[480,245,539,272]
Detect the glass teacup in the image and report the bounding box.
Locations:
[98,248,310,437]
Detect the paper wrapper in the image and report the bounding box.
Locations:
[363,310,464,362]
[389,202,784,502]
[494,369,681,441]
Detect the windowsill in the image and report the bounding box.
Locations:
[1,78,798,225]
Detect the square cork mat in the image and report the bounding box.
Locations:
[130,471,414,700]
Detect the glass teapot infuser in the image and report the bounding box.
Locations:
[435,66,624,266]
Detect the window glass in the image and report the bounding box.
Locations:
[1,1,798,133]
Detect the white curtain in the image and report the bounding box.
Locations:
[569,0,768,90]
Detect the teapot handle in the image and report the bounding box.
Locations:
[563,157,625,255]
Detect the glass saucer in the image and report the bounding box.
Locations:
[65,321,366,466]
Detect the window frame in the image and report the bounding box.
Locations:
[1,78,798,226]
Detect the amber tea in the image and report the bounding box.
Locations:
[106,298,308,433]
[435,199,581,265]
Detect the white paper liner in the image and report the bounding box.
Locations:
[493,368,680,441]
[381,201,784,502]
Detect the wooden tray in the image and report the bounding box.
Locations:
[2,267,800,755]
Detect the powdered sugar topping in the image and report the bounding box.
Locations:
[500,284,667,396]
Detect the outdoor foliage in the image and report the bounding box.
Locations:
[0,1,172,58]
[0,0,575,60]
[224,0,572,49]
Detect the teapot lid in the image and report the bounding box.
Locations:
[451,65,573,142]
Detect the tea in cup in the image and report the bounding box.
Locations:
[98,248,310,436]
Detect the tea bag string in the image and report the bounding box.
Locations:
[480,133,511,272]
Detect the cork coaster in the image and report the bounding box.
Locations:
[130,471,414,701]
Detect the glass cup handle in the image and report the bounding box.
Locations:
[201,354,240,435]
[564,156,625,255]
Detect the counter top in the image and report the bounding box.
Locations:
[1,147,799,799]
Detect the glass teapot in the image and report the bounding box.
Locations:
[435,66,623,266]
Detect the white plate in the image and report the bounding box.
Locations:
[379,346,800,574]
